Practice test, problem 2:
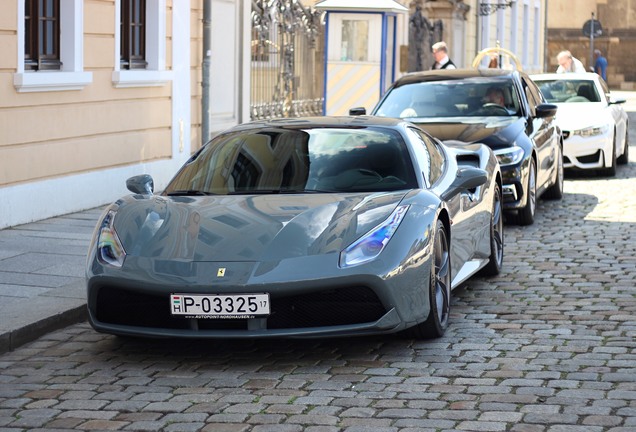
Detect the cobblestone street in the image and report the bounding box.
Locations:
[1,137,635,431]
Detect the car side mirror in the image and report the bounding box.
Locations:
[349,107,367,116]
[609,97,626,105]
[441,167,488,201]
[126,174,154,195]
[535,103,558,118]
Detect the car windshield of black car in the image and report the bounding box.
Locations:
[375,79,521,118]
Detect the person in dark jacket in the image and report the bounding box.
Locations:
[431,41,456,70]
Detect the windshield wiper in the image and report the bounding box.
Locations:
[280,189,332,194]
[166,190,214,196]
[227,189,332,195]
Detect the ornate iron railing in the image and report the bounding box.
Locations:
[251,0,325,120]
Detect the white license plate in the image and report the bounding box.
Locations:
[170,293,270,318]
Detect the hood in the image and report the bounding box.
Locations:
[413,117,524,149]
[553,103,610,131]
[111,192,409,262]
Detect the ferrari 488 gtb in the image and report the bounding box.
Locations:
[87,116,503,340]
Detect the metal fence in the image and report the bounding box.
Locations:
[250,0,325,120]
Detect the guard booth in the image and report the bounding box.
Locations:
[315,0,407,116]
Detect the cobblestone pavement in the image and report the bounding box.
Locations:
[1,143,635,431]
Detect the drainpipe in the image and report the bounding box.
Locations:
[202,0,211,146]
[543,0,548,72]
[475,3,481,63]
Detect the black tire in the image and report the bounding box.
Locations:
[511,158,536,226]
[406,220,451,339]
[617,128,629,165]
[599,133,617,177]
[544,144,564,200]
[480,183,504,276]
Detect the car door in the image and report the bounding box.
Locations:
[520,76,559,191]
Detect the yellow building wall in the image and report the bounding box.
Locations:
[548,0,604,28]
[0,0,185,188]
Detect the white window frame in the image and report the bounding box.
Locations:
[522,0,529,68]
[533,1,541,69]
[479,9,491,68]
[14,0,92,93]
[496,3,505,46]
[328,13,382,64]
[112,0,172,88]
[510,1,518,56]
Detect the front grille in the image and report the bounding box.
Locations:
[577,150,601,164]
[267,287,386,329]
[94,285,386,331]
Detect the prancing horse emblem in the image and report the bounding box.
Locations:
[217,268,226,277]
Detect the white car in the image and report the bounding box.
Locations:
[531,73,629,176]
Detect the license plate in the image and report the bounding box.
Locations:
[170,293,270,318]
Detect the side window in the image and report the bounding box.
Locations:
[525,77,544,105]
[406,128,431,187]
[522,79,538,117]
[406,127,446,187]
[121,0,147,70]
[415,130,445,185]
[24,0,61,71]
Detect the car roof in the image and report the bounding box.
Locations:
[531,72,598,81]
[392,68,522,88]
[232,116,410,131]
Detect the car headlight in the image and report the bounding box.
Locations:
[97,210,126,267]
[339,205,409,268]
[572,124,609,137]
[494,146,525,166]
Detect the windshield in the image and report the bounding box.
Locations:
[535,79,601,103]
[164,127,418,195]
[374,79,521,118]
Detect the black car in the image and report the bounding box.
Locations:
[351,69,564,225]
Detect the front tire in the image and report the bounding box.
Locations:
[599,133,617,177]
[617,127,629,165]
[407,220,451,339]
[481,183,504,276]
[543,144,564,200]
[511,158,536,226]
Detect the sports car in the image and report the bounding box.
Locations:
[86,116,503,340]
[352,69,564,226]
[531,73,629,176]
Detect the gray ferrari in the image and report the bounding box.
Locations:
[86,116,503,340]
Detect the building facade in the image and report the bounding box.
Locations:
[406,0,547,73]
[0,0,548,229]
[0,0,255,229]
[546,0,636,89]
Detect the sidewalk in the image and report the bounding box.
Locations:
[0,207,104,353]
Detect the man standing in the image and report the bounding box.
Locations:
[594,49,608,81]
[431,41,456,70]
[556,50,586,73]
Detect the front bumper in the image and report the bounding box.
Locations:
[86,254,433,339]
[500,162,528,211]
[562,132,612,170]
